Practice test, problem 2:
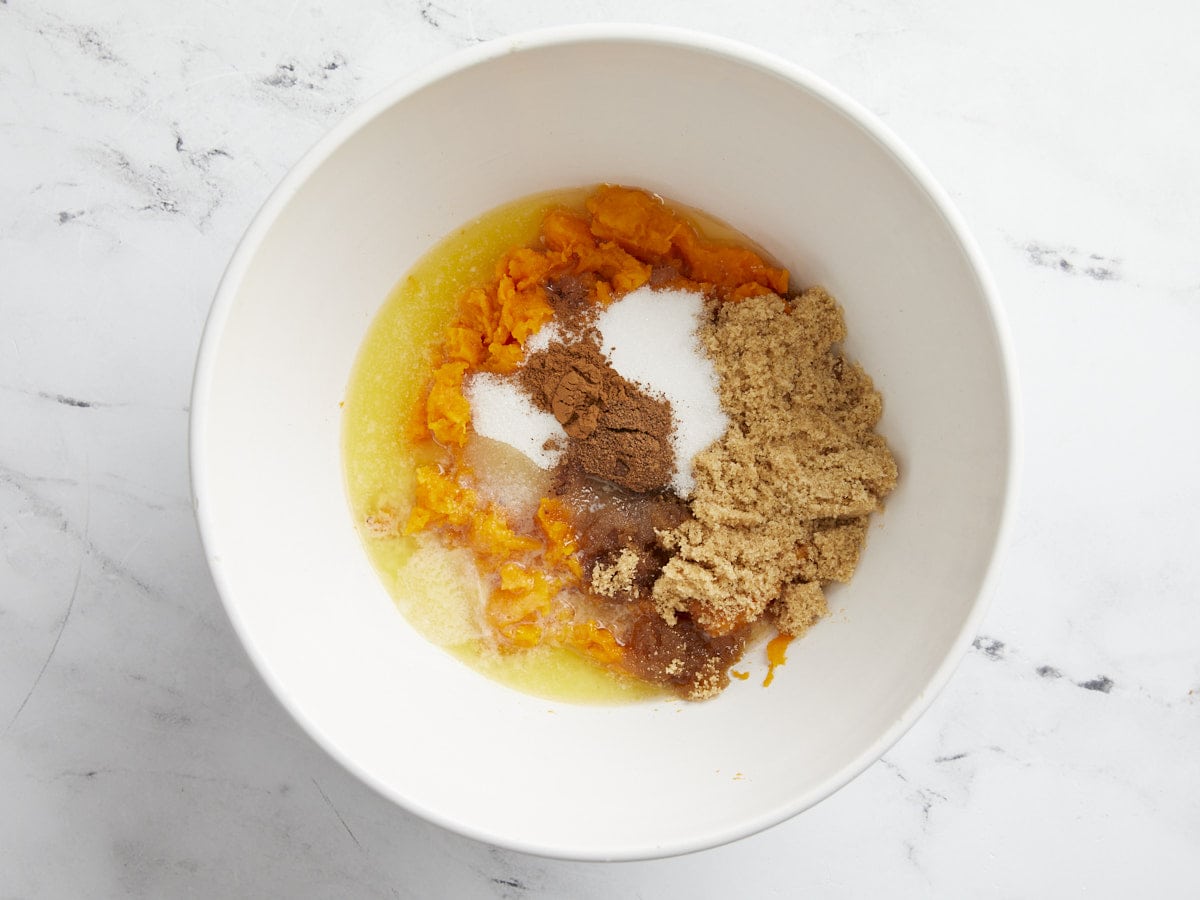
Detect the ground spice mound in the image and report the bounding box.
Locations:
[652,289,898,637]
[520,338,675,493]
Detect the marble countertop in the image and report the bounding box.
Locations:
[2,1,1198,896]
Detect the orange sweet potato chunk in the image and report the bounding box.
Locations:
[475,273,554,373]
[593,280,613,306]
[502,247,557,290]
[483,341,524,375]
[560,621,623,665]
[459,285,498,338]
[585,185,788,299]
[443,325,486,366]
[406,464,538,557]
[674,230,788,296]
[573,242,652,294]
[498,282,554,346]
[542,209,595,253]
[488,564,559,647]
[470,507,540,559]
[535,498,583,580]
[404,464,476,534]
[586,185,683,259]
[425,361,470,447]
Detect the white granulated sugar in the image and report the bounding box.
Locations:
[522,321,560,357]
[465,373,564,470]
[596,287,729,496]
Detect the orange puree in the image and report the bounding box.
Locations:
[762,634,793,687]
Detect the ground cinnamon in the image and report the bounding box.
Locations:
[519,338,675,493]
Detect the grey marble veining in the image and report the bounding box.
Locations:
[2,1,1199,897]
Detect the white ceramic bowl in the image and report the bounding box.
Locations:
[191,26,1017,860]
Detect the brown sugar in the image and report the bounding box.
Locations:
[652,289,897,637]
[772,581,829,638]
[591,548,641,598]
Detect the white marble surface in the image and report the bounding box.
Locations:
[2,0,1198,896]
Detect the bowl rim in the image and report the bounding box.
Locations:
[189,23,1021,861]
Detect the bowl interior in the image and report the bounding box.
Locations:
[193,31,1012,860]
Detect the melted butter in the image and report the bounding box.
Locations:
[342,186,776,705]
